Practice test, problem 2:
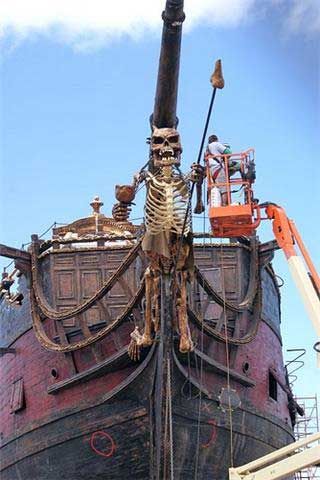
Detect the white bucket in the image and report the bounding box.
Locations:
[211,186,221,207]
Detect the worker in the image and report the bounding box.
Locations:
[206,134,233,206]
[207,134,231,158]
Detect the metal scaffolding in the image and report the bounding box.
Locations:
[294,395,320,480]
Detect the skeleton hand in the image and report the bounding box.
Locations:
[189,163,205,183]
[191,163,205,214]
[128,326,146,361]
[133,171,143,186]
[112,202,132,222]
[128,338,141,362]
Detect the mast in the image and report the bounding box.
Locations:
[150,3,186,478]
[152,0,185,129]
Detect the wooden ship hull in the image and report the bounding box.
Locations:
[0,227,294,479]
[0,1,297,477]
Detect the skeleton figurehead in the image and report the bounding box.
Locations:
[151,127,182,169]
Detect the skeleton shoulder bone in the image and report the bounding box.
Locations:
[112,127,204,223]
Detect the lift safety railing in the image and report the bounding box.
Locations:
[206,148,320,365]
[205,148,261,237]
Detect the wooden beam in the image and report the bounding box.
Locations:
[47,347,130,394]
[0,347,16,356]
[0,244,31,262]
[0,244,31,273]
[177,347,256,388]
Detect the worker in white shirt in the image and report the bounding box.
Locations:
[206,134,233,205]
[207,134,231,158]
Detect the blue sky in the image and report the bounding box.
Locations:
[0,1,319,402]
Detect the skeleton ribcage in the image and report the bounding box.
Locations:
[144,174,191,236]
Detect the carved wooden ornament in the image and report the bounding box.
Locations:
[210,59,225,89]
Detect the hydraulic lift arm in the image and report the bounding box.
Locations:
[264,204,320,364]
[207,151,320,362]
[229,432,320,480]
[205,154,320,479]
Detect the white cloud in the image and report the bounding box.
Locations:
[0,0,318,51]
[285,0,320,36]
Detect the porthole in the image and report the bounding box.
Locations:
[242,362,250,374]
[269,371,278,401]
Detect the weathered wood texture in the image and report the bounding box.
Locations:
[0,362,293,480]
[0,243,292,479]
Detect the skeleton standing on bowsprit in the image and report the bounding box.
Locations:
[112,127,204,357]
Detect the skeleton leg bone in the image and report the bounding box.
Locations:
[128,266,154,361]
[177,270,193,353]
[140,266,154,346]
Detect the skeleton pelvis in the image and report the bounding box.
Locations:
[139,239,193,352]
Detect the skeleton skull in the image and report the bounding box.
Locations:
[151,127,182,168]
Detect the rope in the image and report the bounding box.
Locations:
[173,88,218,276]
[194,306,204,478]
[194,236,259,313]
[20,222,65,250]
[163,354,174,476]
[31,239,142,321]
[194,266,254,313]
[39,222,58,238]
[194,185,207,478]
[220,242,234,468]
[31,279,145,352]
[187,274,262,346]
[180,352,195,400]
[164,368,169,477]
[3,260,14,271]
[168,356,174,480]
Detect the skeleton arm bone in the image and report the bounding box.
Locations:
[112,169,148,222]
[185,163,205,214]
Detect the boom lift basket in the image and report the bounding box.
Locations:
[206,149,260,237]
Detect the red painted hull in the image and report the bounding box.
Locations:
[0,243,294,479]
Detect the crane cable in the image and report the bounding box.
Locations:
[169,65,222,474]
[172,85,218,279]
[193,175,207,478]
[163,356,174,480]
[220,241,235,468]
[168,356,174,480]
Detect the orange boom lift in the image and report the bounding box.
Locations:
[206,149,320,364]
[206,149,260,237]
